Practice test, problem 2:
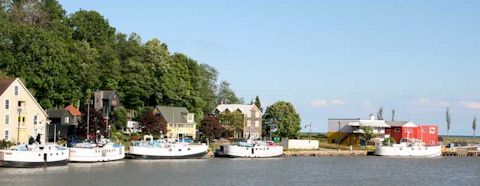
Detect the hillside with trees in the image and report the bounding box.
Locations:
[0,0,241,123]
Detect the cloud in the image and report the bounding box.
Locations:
[309,99,346,108]
[331,99,346,105]
[410,98,451,108]
[457,101,480,109]
[362,100,374,110]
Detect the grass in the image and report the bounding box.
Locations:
[441,136,480,145]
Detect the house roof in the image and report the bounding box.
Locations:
[386,121,417,127]
[0,78,15,96]
[47,109,71,118]
[65,105,82,116]
[97,90,117,99]
[348,120,390,128]
[155,106,190,123]
[215,104,260,114]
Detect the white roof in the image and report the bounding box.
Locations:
[215,104,260,114]
[347,120,390,128]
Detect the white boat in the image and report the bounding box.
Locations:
[69,139,125,162]
[0,143,69,168]
[128,135,208,159]
[215,139,283,158]
[374,139,442,157]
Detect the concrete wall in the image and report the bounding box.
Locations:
[282,139,319,150]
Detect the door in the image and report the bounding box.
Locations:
[19,130,26,144]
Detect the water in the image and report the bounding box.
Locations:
[1,157,479,186]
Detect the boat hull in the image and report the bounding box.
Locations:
[69,145,125,162]
[0,145,70,168]
[128,143,208,159]
[374,145,442,157]
[0,159,69,168]
[127,151,208,159]
[215,145,283,158]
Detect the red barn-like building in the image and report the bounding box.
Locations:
[385,121,438,146]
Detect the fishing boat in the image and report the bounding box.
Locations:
[0,143,69,168]
[215,139,283,158]
[69,139,125,162]
[128,135,208,159]
[374,138,442,157]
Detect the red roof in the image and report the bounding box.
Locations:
[65,105,82,116]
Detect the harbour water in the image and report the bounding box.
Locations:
[1,157,478,186]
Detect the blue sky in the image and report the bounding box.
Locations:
[60,0,480,135]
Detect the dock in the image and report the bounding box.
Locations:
[442,147,480,157]
[283,150,367,157]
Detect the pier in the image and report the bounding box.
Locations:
[283,150,367,157]
[442,147,480,157]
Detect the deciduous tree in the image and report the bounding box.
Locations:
[264,101,301,138]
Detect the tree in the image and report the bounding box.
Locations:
[361,126,375,146]
[263,101,301,138]
[199,114,224,139]
[473,115,477,138]
[254,96,263,112]
[139,112,167,136]
[78,107,107,140]
[219,111,244,139]
[377,107,383,120]
[112,106,128,130]
[391,109,395,121]
[446,107,451,137]
[217,81,241,104]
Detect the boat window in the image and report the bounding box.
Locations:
[399,148,402,150]
[179,149,182,151]
[246,148,249,150]
[411,148,414,150]
[187,148,191,151]
[169,149,172,152]
[267,148,269,150]
[38,154,41,156]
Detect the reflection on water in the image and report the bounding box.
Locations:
[0,157,479,186]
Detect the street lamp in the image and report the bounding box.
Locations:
[17,108,22,145]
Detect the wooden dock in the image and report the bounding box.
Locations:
[283,150,367,157]
[442,148,480,157]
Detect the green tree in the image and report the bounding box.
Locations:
[217,81,241,104]
[219,111,244,139]
[473,115,477,138]
[361,126,375,146]
[112,106,128,130]
[263,101,301,138]
[254,96,263,112]
[377,107,383,120]
[446,107,451,137]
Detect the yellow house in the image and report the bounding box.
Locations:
[153,106,196,139]
[0,78,48,144]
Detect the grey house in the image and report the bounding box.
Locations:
[47,109,77,141]
[94,90,119,122]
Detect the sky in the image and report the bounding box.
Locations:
[59,0,480,135]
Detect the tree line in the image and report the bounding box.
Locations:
[0,0,243,122]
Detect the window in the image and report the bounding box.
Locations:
[4,130,8,140]
[429,127,436,134]
[422,128,427,133]
[5,114,9,125]
[34,115,38,125]
[247,120,251,127]
[394,128,400,132]
[64,117,69,124]
[255,111,260,118]
[14,86,18,95]
[5,100,9,109]
[255,121,259,127]
[246,112,251,118]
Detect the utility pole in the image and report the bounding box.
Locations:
[337,122,341,150]
[305,123,312,142]
[87,100,90,140]
[17,108,22,145]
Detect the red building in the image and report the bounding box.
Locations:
[385,121,438,146]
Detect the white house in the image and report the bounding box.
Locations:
[0,78,48,144]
